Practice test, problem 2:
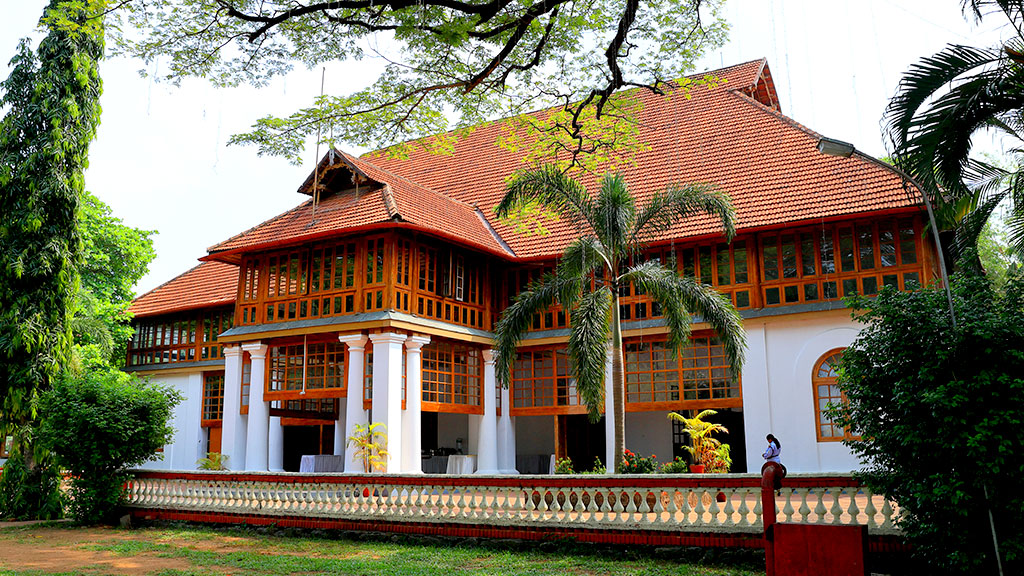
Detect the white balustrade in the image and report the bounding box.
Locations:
[123,472,901,536]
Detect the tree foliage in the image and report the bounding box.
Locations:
[37,369,180,524]
[834,268,1024,575]
[884,1,1024,268]
[493,167,744,472]
[110,0,727,167]
[0,0,105,429]
[74,191,156,366]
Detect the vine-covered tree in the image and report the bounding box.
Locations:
[0,0,105,518]
[74,191,156,367]
[493,167,745,472]
[112,0,728,167]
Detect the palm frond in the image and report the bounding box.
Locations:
[557,237,609,311]
[567,286,612,421]
[494,272,575,387]
[622,260,694,354]
[592,174,635,257]
[630,183,735,248]
[677,275,746,370]
[496,165,596,233]
[953,193,1009,268]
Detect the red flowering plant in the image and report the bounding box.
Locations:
[620,449,658,474]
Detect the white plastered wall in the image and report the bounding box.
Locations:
[624,412,674,461]
[138,371,205,470]
[741,311,862,473]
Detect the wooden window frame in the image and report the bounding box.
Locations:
[127,307,234,368]
[812,348,858,442]
[421,341,484,414]
[201,371,225,428]
[760,217,925,308]
[624,334,742,412]
[266,337,348,401]
[510,347,586,416]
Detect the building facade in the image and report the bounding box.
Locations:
[126,60,934,474]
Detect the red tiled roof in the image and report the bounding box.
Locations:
[135,59,922,316]
[206,151,509,259]
[363,58,920,259]
[129,260,238,318]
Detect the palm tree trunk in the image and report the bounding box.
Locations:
[610,292,626,473]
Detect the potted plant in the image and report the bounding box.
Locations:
[347,422,390,473]
[667,410,729,473]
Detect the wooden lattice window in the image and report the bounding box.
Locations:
[202,372,225,426]
[268,341,347,398]
[511,348,582,413]
[813,349,856,441]
[421,342,482,413]
[624,335,740,410]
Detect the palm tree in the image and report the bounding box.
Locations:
[493,166,746,473]
[884,1,1024,269]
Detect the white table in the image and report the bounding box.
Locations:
[299,454,346,473]
[445,454,477,474]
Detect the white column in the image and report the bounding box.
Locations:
[370,332,407,473]
[604,350,616,473]
[333,397,347,456]
[242,342,269,471]
[402,335,430,473]
[221,346,247,471]
[476,349,499,474]
[498,382,518,474]
[269,414,284,472]
[741,320,772,473]
[339,333,369,473]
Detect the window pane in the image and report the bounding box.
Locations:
[763,237,778,281]
[800,233,816,276]
[716,244,731,286]
[839,228,856,272]
[820,233,836,274]
[858,225,876,270]
[781,235,797,278]
[734,245,748,284]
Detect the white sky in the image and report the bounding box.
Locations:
[0,0,1011,296]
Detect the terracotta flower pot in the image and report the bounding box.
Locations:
[689,464,705,473]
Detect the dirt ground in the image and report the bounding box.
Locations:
[0,525,194,575]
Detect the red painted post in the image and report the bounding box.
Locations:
[761,462,785,576]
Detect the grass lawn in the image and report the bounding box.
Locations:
[0,523,764,576]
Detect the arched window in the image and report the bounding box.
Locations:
[812,349,855,442]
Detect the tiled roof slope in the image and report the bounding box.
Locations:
[129,260,238,318]
[363,58,919,259]
[206,151,509,259]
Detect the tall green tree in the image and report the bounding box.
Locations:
[0,0,105,518]
[111,0,727,168]
[74,191,156,366]
[884,0,1024,269]
[834,268,1024,575]
[493,167,745,472]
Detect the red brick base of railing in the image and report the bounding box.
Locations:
[127,507,907,554]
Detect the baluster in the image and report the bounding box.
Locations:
[829,488,844,524]
[736,489,751,528]
[781,489,796,522]
[721,489,736,528]
[573,489,586,523]
[848,488,862,525]
[796,488,811,523]
[693,490,707,527]
[863,488,878,529]
[880,497,896,531]
[752,493,763,529]
[636,490,650,524]
[707,490,722,527]
[599,490,613,525]
[537,489,549,522]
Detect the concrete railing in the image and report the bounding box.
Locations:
[124,471,901,536]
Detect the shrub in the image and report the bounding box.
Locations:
[37,370,180,524]
[197,453,228,471]
[620,449,657,474]
[835,269,1024,574]
[584,457,606,475]
[658,456,690,474]
[554,457,574,474]
[347,422,389,473]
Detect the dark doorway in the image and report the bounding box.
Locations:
[558,414,606,472]
[669,409,746,472]
[282,424,334,472]
[421,412,438,452]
